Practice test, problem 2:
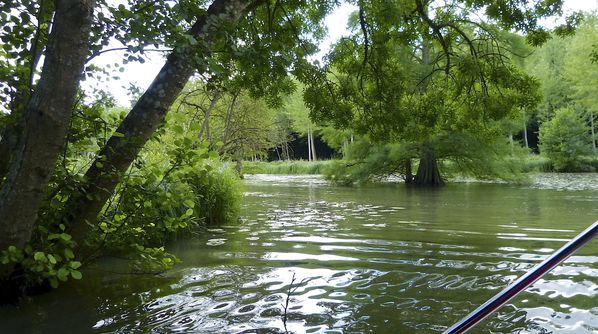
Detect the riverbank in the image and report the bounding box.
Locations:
[243,160,335,175]
[243,156,598,177]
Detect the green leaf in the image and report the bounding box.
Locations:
[70,261,82,269]
[113,131,125,138]
[64,248,75,259]
[57,268,69,281]
[47,233,61,240]
[47,254,57,265]
[49,277,59,289]
[173,125,184,134]
[70,270,82,280]
[34,251,46,262]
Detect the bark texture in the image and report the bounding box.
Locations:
[0,138,9,180]
[0,1,54,182]
[0,0,95,251]
[64,0,255,243]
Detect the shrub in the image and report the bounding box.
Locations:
[521,155,554,172]
[188,162,243,226]
[539,107,593,172]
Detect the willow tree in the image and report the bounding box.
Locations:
[304,0,577,186]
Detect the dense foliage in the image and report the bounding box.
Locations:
[2,96,244,291]
[525,14,598,170]
[539,107,593,171]
[0,0,595,301]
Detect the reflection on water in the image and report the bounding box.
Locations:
[1,174,597,333]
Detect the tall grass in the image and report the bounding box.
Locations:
[243,160,336,175]
[188,163,243,226]
[521,155,554,173]
[521,155,598,173]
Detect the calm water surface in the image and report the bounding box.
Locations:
[1,174,597,333]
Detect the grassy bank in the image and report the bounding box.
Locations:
[243,155,598,177]
[522,155,598,173]
[243,160,336,175]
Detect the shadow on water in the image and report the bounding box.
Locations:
[0,174,597,333]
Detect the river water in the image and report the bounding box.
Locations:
[1,174,597,333]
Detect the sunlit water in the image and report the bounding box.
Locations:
[1,174,597,333]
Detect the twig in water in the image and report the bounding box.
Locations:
[281,272,296,333]
[281,272,311,333]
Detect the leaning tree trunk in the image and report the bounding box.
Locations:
[414,145,444,187]
[0,0,95,253]
[63,0,254,244]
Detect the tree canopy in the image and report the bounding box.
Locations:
[303,0,568,185]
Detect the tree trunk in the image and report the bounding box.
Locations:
[310,128,317,161]
[509,132,514,155]
[0,1,54,183]
[307,128,312,161]
[590,110,596,153]
[198,91,221,141]
[0,0,95,253]
[62,0,254,243]
[404,159,414,185]
[284,141,290,161]
[0,119,22,186]
[0,138,9,181]
[220,92,238,145]
[522,114,529,149]
[414,145,444,187]
[235,149,243,178]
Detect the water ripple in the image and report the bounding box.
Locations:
[5,174,597,334]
